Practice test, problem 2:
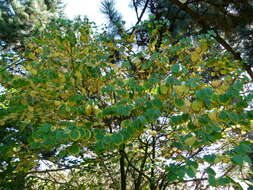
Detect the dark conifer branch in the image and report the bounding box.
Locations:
[170,0,253,81]
[130,0,150,35]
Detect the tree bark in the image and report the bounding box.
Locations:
[119,145,127,190]
[150,135,156,190]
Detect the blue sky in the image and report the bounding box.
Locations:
[63,0,145,28]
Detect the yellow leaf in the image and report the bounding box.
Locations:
[28,106,34,112]
[191,101,203,112]
[191,52,201,62]
[149,130,157,136]
[174,85,189,96]
[0,120,5,126]
[75,71,82,79]
[211,80,222,88]
[85,104,93,115]
[54,101,61,106]
[159,84,170,95]
[27,53,36,59]
[208,112,219,122]
[184,136,197,146]
[31,69,37,75]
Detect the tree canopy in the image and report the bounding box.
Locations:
[0,1,253,190]
[101,0,253,81]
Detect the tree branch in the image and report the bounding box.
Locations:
[123,150,152,183]
[170,0,253,81]
[130,0,150,35]
[27,166,79,174]
[132,0,139,20]
[31,175,67,185]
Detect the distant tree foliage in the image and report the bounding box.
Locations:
[0,0,63,47]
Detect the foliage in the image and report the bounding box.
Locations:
[0,0,62,44]
[0,16,253,189]
[105,0,253,81]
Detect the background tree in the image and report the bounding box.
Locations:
[0,0,63,81]
[0,0,63,47]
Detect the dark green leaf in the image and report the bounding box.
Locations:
[231,155,243,165]
[172,64,180,74]
[203,154,216,163]
[216,177,230,186]
[205,167,216,176]
[208,175,216,187]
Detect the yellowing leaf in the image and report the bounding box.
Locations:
[211,80,222,88]
[149,130,157,136]
[191,52,201,62]
[174,85,189,96]
[75,71,82,79]
[0,120,5,126]
[191,101,203,112]
[85,104,93,115]
[28,106,34,112]
[184,136,197,146]
[208,112,219,121]
[159,84,170,95]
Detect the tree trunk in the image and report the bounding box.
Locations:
[119,145,126,190]
[150,135,156,190]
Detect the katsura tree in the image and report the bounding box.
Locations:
[0,17,253,190]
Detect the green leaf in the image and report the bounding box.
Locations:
[216,177,230,186]
[208,175,217,187]
[41,123,51,133]
[235,142,253,154]
[121,119,131,128]
[196,88,213,101]
[69,95,84,103]
[185,166,196,178]
[186,78,200,88]
[219,111,229,121]
[219,94,230,104]
[70,129,81,141]
[111,134,124,145]
[68,144,80,155]
[12,78,29,88]
[172,64,180,74]
[175,99,185,107]
[227,112,239,122]
[205,167,216,176]
[231,155,244,165]
[242,155,252,164]
[247,111,253,119]
[121,61,132,69]
[144,109,160,122]
[102,135,113,146]
[174,166,186,180]
[166,76,180,86]
[82,129,91,139]
[203,154,216,163]
[55,129,68,143]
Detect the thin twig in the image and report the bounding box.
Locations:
[130,0,150,35]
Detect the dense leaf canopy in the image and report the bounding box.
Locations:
[1,1,253,189]
[0,17,253,189]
